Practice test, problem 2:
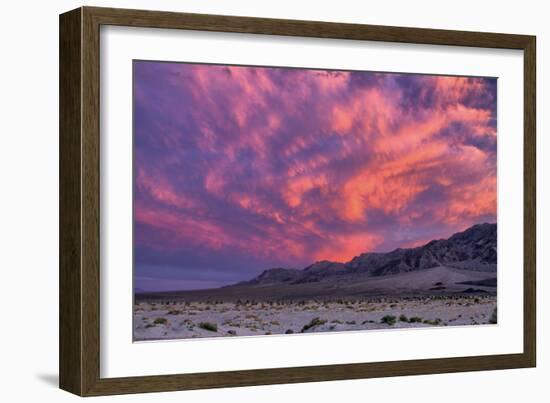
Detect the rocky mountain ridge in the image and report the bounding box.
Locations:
[238,223,496,286]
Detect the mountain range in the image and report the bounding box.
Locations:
[236,223,496,287]
[136,223,497,302]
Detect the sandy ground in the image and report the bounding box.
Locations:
[133,295,497,341]
[135,267,496,303]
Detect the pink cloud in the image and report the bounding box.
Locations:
[134,63,497,272]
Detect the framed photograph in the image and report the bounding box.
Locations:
[59,6,536,396]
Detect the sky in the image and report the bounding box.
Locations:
[133,61,497,291]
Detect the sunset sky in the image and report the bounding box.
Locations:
[133,61,497,291]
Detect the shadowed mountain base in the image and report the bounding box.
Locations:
[136,224,497,303]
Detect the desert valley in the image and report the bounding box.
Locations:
[134,223,497,340]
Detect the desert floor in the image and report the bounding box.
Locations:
[133,295,497,341]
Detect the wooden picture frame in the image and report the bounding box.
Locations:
[59,6,536,396]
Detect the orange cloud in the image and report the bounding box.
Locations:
[314,232,383,262]
[135,62,497,278]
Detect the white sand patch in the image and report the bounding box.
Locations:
[133,296,497,341]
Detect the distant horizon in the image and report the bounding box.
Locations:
[134,221,496,293]
[133,61,497,292]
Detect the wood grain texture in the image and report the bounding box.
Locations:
[85,353,533,396]
[59,8,83,396]
[86,6,531,49]
[523,38,536,367]
[59,6,537,396]
[81,6,102,396]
